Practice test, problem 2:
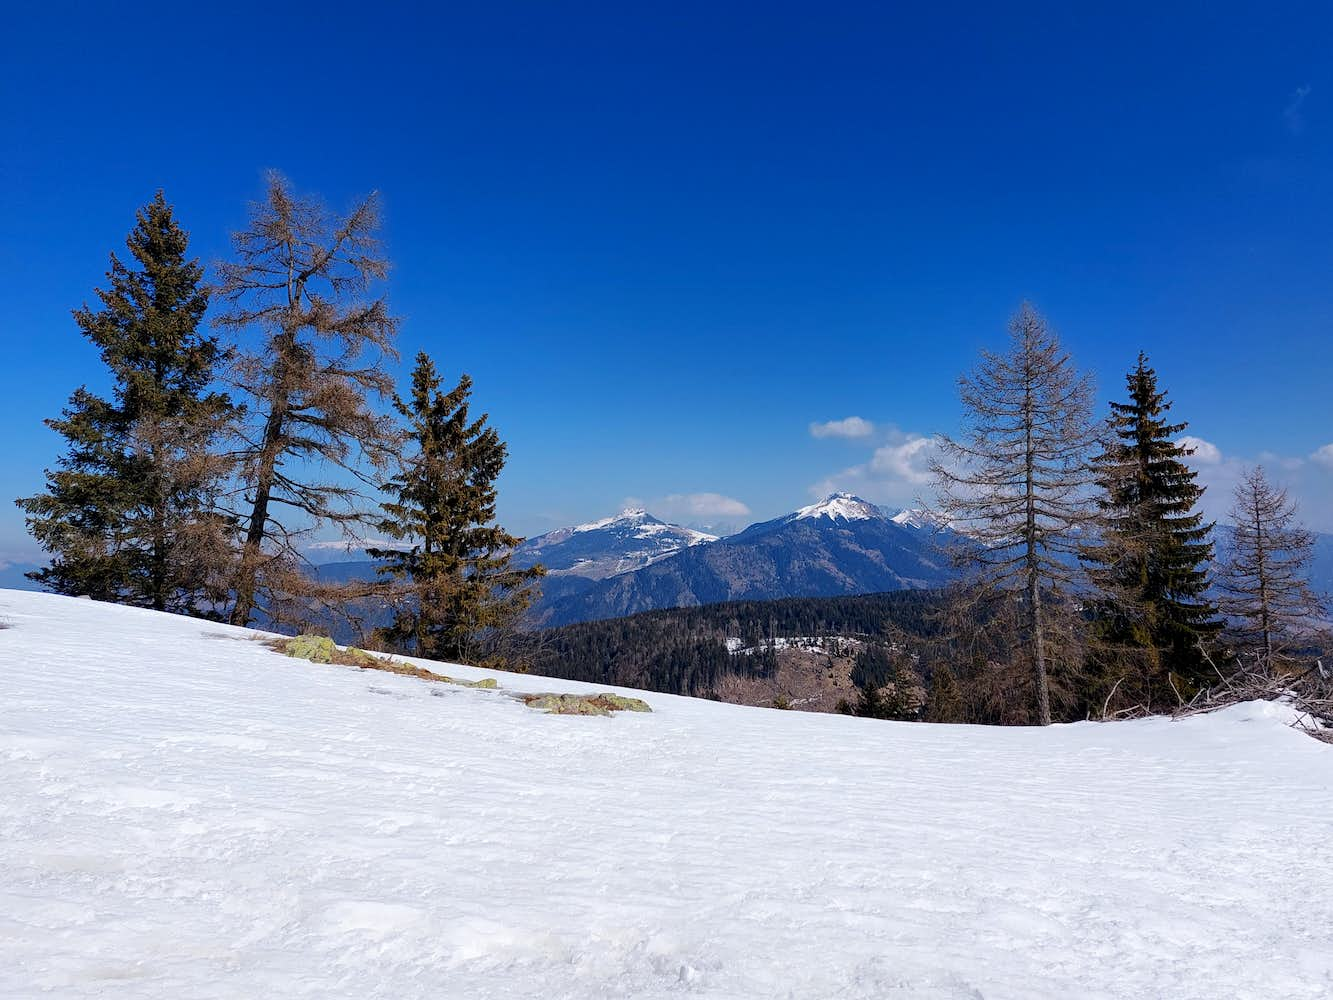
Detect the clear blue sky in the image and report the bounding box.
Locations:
[3,2,1332,562]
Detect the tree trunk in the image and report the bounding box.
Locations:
[1030,565,1050,725]
[229,406,284,626]
[151,469,168,612]
[1024,379,1052,725]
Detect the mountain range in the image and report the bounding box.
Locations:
[526,494,957,627]
[7,494,1332,631]
[511,506,716,578]
[498,507,713,616]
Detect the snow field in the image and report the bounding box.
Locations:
[1,589,1330,999]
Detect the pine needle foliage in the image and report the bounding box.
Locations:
[1083,354,1220,707]
[369,352,544,665]
[17,193,233,612]
[925,664,965,723]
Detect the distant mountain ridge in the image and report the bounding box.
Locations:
[530,494,958,627]
[283,500,1333,631]
[17,497,1318,635]
[511,507,715,580]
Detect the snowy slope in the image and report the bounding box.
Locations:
[2,589,1331,1000]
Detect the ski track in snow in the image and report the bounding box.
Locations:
[1,590,1330,999]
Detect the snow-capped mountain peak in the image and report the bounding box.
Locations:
[889,508,951,531]
[572,507,652,533]
[793,493,883,523]
[514,507,718,582]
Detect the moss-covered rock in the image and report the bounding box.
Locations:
[283,635,338,663]
[428,673,499,689]
[522,693,611,716]
[269,635,505,693]
[594,693,651,713]
[520,692,651,715]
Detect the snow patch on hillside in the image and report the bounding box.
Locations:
[2,589,1330,999]
[890,507,951,531]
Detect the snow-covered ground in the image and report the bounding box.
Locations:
[2,589,1330,999]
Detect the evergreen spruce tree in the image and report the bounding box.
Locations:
[16,193,233,612]
[925,664,965,723]
[1218,466,1325,675]
[850,646,917,720]
[370,352,544,664]
[1084,354,1220,707]
[853,680,889,719]
[881,671,918,721]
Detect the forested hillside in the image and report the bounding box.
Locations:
[520,590,945,704]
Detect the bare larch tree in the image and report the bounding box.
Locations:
[1218,466,1326,674]
[217,173,399,626]
[931,303,1099,724]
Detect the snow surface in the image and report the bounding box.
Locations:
[793,492,883,523]
[2,589,1332,999]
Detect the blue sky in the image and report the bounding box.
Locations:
[3,2,1333,562]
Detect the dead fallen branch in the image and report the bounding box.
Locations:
[1168,644,1333,742]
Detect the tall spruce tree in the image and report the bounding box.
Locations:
[369,352,544,664]
[1218,466,1325,674]
[925,664,965,723]
[1084,354,1220,706]
[17,193,233,612]
[852,680,891,719]
[217,174,399,626]
[931,303,1100,725]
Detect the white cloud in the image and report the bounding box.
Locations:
[1176,436,1222,465]
[651,492,752,520]
[869,435,936,485]
[811,428,941,508]
[1257,450,1305,472]
[809,423,1333,532]
[809,416,875,440]
[1284,84,1311,135]
[1170,439,1333,533]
